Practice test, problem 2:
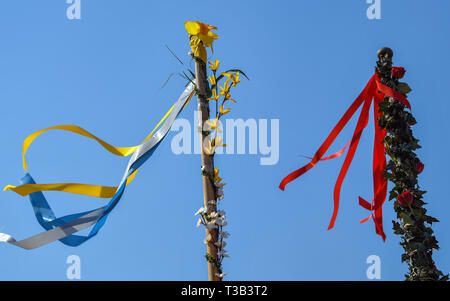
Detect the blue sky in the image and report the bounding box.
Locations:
[0,0,449,280]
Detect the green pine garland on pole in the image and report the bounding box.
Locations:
[376,47,448,281]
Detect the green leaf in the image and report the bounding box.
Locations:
[424,215,439,224]
[412,209,423,219]
[160,72,175,89]
[399,212,415,226]
[393,221,403,235]
[179,71,195,87]
[187,68,196,81]
[165,44,184,66]
[398,82,412,95]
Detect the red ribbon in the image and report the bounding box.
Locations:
[279,71,410,241]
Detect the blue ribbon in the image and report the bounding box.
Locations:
[3,84,194,248]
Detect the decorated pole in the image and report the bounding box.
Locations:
[278,45,447,281]
[195,47,221,282]
[376,47,447,281]
[185,21,221,281]
[185,21,245,281]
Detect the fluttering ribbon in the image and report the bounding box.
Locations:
[279,71,410,241]
[0,84,195,249]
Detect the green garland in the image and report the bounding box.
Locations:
[376,48,448,281]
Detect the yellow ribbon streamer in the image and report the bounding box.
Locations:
[4,183,118,198]
[4,91,194,198]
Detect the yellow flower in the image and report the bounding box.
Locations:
[222,72,241,87]
[207,89,219,101]
[219,74,238,102]
[214,136,227,148]
[203,138,216,155]
[185,21,218,47]
[185,21,218,63]
[208,75,216,86]
[232,72,241,87]
[188,36,207,64]
[209,60,220,71]
[214,167,223,183]
[205,118,222,133]
[203,136,227,155]
[224,77,232,88]
[219,81,230,97]
[219,104,231,116]
[219,78,231,99]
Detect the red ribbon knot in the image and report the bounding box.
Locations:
[279,70,411,241]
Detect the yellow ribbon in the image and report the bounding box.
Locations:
[4,92,194,198]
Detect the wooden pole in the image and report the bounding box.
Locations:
[194,57,221,281]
